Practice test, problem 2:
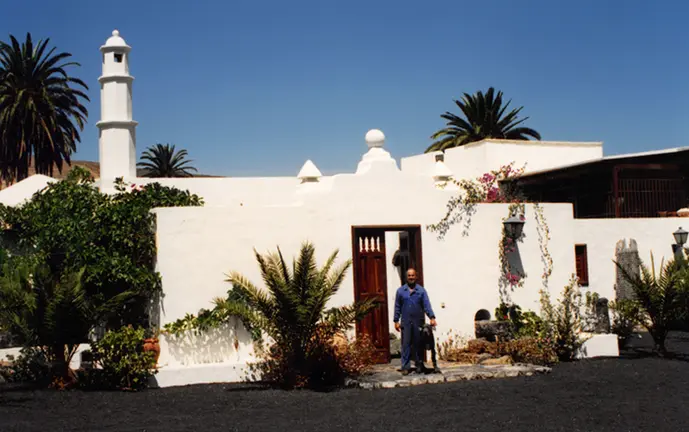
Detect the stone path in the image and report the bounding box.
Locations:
[345,360,551,390]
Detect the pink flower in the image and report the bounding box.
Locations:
[486,187,499,202]
[480,173,496,184]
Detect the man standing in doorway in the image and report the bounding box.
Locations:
[393,268,437,375]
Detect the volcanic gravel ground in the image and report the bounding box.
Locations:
[2,332,689,432]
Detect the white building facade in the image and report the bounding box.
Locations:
[2,30,685,387]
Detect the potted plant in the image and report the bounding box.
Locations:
[143,329,161,365]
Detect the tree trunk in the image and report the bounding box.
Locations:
[50,344,77,389]
[651,329,668,357]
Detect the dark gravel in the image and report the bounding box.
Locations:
[2,332,689,432]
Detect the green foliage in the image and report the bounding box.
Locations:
[86,326,157,391]
[426,87,540,153]
[0,347,51,384]
[494,302,547,340]
[163,286,261,342]
[0,167,203,331]
[137,143,198,178]
[0,33,89,184]
[0,169,201,387]
[614,253,689,355]
[608,298,642,347]
[515,311,546,338]
[0,255,111,382]
[539,275,588,361]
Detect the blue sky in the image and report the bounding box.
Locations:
[2,0,688,176]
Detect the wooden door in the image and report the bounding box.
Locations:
[352,228,390,363]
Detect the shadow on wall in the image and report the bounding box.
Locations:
[163,319,254,366]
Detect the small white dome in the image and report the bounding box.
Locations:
[297,160,322,181]
[365,129,385,148]
[104,30,129,48]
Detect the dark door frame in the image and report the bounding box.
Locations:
[351,224,425,363]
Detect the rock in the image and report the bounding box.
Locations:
[380,381,397,389]
[445,374,462,382]
[474,321,514,342]
[390,338,401,357]
[447,352,490,364]
[427,374,445,384]
[480,355,513,366]
[410,377,428,386]
[594,297,611,333]
[614,240,640,302]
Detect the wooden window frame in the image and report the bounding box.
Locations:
[574,244,589,286]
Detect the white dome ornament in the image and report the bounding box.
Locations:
[356,129,400,175]
[365,129,385,148]
[297,160,322,183]
[103,30,130,49]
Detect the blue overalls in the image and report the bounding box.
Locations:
[393,284,435,371]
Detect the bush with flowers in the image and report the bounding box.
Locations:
[430,162,591,364]
[428,162,553,304]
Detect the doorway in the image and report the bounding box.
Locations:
[351,225,424,364]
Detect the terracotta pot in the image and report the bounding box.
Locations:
[143,338,160,364]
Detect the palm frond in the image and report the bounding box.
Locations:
[426,87,540,153]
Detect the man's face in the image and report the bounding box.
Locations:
[406,269,417,285]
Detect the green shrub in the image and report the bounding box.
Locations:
[498,337,558,366]
[540,275,588,361]
[608,298,641,347]
[0,347,51,384]
[87,326,157,391]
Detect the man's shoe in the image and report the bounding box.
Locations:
[401,370,410,376]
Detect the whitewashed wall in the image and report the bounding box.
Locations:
[400,139,603,180]
[0,175,55,207]
[153,157,580,382]
[574,218,685,300]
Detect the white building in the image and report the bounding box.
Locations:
[2,30,687,387]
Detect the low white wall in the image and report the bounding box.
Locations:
[0,344,90,369]
[574,218,684,301]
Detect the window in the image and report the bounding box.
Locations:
[114,53,123,63]
[575,244,589,286]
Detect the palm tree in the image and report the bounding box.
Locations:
[214,242,376,388]
[0,254,136,387]
[426,87,540,153]
[614,254,689,356]
[0,33,89,184]
[137,143,198,178]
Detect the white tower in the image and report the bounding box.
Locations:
[96,30,138,186]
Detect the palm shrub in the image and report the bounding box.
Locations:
[213,242,377,389]
[0,254,135,388]
[614,253,689,355]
